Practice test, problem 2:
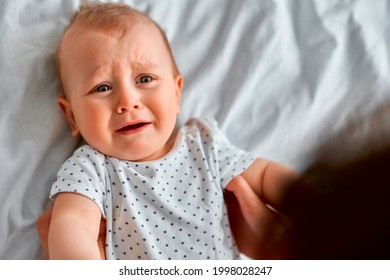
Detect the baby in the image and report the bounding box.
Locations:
[48,1,306,260]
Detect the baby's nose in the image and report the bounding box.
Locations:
[116,89,143,114]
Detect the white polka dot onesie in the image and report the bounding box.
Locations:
[50,118,255,259]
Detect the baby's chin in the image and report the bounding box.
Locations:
[96,143,174,163]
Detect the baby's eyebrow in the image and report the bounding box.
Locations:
[84,61,162,83]
[130,61,161,70]
[84,66,109,83]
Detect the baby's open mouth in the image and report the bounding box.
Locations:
[117,122,151,132]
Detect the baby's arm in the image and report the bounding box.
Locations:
[239,158,316,218]
[48,192,102,259]
[226,158,318,259]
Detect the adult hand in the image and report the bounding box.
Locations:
[225,176,292,259]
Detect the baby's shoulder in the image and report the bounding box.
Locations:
[73,144,104,159]
[183,117,221,138]
[62,144,106,171]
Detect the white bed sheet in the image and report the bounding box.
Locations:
[1,0,390,259]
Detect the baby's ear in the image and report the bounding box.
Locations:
[175,74,183,114]
[57,97,80,137]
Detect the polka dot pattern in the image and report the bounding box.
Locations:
[50,118,255,259]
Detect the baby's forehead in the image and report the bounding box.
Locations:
[59,21,163,62]
[57,13,179,79]
[67,17,157,40]
[61,22,165,60]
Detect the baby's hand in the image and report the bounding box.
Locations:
[225,176,291,259]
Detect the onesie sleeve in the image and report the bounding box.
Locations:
[195,118,257,189]
[50,145,108,218]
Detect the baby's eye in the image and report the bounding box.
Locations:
[95,84,112,92]
[136,75,153,84]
